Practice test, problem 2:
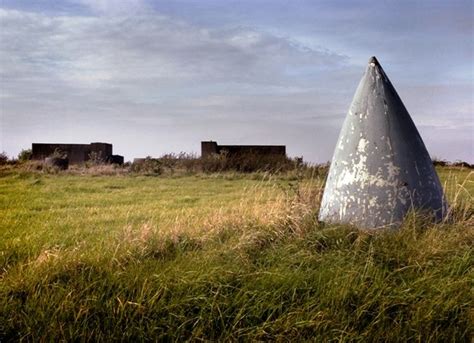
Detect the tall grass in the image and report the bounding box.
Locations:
[0,168,472,341]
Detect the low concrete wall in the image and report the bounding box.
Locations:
[201,141,286,158]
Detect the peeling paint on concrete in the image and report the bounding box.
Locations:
[318,56,446,229]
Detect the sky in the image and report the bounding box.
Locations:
[0,0,473,163]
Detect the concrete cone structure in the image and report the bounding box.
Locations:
[319,56,446,229]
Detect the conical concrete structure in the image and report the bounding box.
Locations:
[319,57,446,229]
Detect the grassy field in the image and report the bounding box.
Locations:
[0,167,472,341]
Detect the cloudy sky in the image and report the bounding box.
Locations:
[0,0,472,162]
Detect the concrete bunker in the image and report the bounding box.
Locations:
[31,142,124,165]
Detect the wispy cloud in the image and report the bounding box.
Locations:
[72,0,149,15]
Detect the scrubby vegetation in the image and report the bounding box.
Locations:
[0,166,472,341]
[2,151,317,176]
[17,149,32,162]
[130,152,313,175]
[432,157,473,169]
[3,151,328,178]
[0,152,8,165]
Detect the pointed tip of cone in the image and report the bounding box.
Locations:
[368,56,379,66]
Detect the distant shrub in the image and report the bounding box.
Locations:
[158,152,202,174]
[432,157,448,167]
[200,152,228,173]
[45,149,69,170]
[87,151,105,167]
[433,158,473,169]
[18,149,32,162]
[131,156,163,175]
[0,152,8,165]
[451,160,472,169]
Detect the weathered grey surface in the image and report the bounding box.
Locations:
[319,57,446,229]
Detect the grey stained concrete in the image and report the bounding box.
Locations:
[319,57,446,229]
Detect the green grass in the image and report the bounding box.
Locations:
[0,167,472,341]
